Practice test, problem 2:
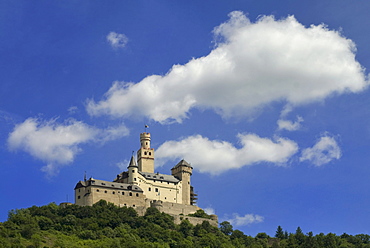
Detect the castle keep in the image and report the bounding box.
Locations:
[74,132,217,225]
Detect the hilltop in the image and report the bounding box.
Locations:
[1,201,370,247]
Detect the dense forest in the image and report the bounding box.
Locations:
[1,200,370,248]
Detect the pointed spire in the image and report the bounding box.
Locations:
[128,153,138,168]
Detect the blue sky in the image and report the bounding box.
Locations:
[1,0,370,236]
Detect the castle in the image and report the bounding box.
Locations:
[74,132,217,226]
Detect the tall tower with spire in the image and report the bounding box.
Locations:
[137,132,154,173]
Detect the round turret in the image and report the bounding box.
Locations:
[140,133,151,148]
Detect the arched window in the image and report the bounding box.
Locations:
[129,192,132,196]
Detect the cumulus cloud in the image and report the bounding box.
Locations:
[106,31,128,48]
[300,135,341,166]
[156,133,298,175]
[7,118,129,175]
[227,213,264,226]
[277,116,304,131]
[87,11,368,123]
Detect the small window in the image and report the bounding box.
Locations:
[149,152,151,155]
[165,197,167,200]
[96,189,99,192]
[155,188,158,192]
[134,178,137,181]
[101,183,106,185]
[112,191,115,194]
[132,170,134,173]
[122,192,124,195]
[78,189,80,192]
[112,184,115,187]
[129,192,132,196]
[78,196,80,199]
[120,186,123,188]
[153,176,156,178]
[104,190,107,193]
[148,187,151,191]
[133,204,136,207]
[136,193,139,197]
[144,152,147,155]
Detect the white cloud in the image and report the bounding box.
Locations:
[98,124,129,143]
[106,31,128,48]
[204,207,215,215]
[87,11,368,123]
[227,213,264,226]
[300,135,341,166]
[68,106,78,115]
[156,133,298,175]
[7,118,129,175]
[277,116,304,131]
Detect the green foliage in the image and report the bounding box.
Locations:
[3,204,370,247]
[220,221,233,236]
[188,209,212,219]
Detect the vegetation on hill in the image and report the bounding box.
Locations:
[1,201,370,247]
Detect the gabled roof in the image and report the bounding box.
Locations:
[74,178,143,192]
[139,172,180,183]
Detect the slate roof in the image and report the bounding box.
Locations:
[139,172,180,183]
[75,178,143,192]
[172,159,192,169]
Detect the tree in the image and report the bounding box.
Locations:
[219,221,233,236]
[275,225,285,239]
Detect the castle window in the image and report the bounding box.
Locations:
[149,152,151,155]
[120,186,123,188]
[136,193,139,197]
[122,192,124,195]
[96,189,99,192]
[78,196,80,199]
[153,176,156,178]
[112,184,115,187]
[112,191,115,194]
[132,170,134,173]
[78,189,80,192]
[144,152,147,155]
[104,191,107,193]
[133,204,136,207]
[165,197,167,200]
[155,188,158,192]
[129,192,132,196]
[134,178,137,181]
[148,187,151,191]
[124,203,126,206]
[101,183,106,185]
